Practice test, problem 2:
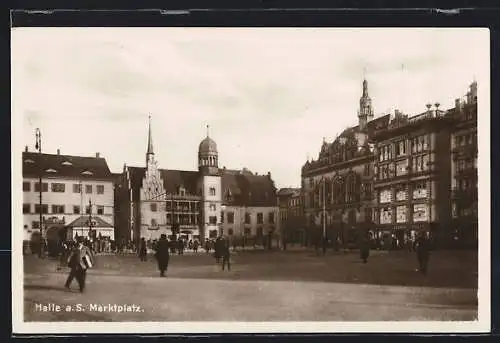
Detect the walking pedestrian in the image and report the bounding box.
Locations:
[65,237,94,293]
[221,238,231,271]
[359,234,370,264]
[414,232,431,275]
[154,234,170,277]
[139,237,147,261]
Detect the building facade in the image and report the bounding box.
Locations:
[22,148,115,243]
[301,79,389,246]
[449,82,478,246]
[277,188,305,245]
[118,118,279,246]
[370,81,478,248]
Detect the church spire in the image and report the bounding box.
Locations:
[147,115,154,155]
[358,75,374,132]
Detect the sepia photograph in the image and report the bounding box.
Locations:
[11,27,490,333]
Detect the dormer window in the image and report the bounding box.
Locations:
[45,168,57,173]
[24,159,35,164]
[81,170,93,176]
[61,161,73,166]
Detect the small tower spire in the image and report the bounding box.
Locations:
[206,124,210,138]
[147,115,154,155]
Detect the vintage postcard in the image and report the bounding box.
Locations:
[11,27,490,334]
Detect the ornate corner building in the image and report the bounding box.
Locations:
[301,79,478,248]
[115,118,279,246]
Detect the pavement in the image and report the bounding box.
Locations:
[22,249,478,322]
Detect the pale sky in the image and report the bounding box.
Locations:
[12,28,488,188]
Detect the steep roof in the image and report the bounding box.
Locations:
[67,215,114,228]
[221,172,277,207]
[126,166,277,207]
[22,151,113,180]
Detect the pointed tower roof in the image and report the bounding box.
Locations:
[147,115,154,155]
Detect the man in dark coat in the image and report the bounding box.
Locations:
[359,234,370,264]
[65,237,94,292]
[414,232,431,275]
[220,238,231,271]
[154,234,170,277]
[139,237,147,261]
[214,237,222,264]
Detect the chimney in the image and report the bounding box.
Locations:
[24,146,28,152]
[455,98,461,109]
[267,171,271,178]
[96,152,100,158]
[57,149,60,155]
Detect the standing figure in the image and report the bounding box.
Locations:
[322,236,328,256]
[139,237,148,261]
[214,237,222,263]
[359,235,370,264]
[154,234,170,277]
[193,240,199,253]
[221,238,231,271]
[414,232,431,275]
[65,237,94,292]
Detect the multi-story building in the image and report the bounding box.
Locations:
[449,82,478,246]
[117,118,279,246]
[371,82,477,247]
[371,104,455,246]
[22,148,115,242]
[301,79,390,246]
[277,188,305,245]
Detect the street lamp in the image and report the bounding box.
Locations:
[35,128,43,257]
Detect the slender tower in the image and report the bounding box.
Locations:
[358,77,374,132]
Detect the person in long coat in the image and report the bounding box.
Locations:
[414,232,431,275]
[65,237,94,292]
[359,234,370,264]
[220,238,231,271]
[154,234,170,277]
[139,237,148,261]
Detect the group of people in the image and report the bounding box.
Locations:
[356,231,432,274]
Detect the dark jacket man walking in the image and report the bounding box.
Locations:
[65,237,94,292]
[221,238,231,271]
[139,237,147,261]
[154,234,170,277]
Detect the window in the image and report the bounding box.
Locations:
[73,184,82,193]
[379,207,392,224]
[209,187,216,196]
[268,212,275,224]
[378,164,391,180]
[23,204,30,214]
[395,160,409,176]
[51,183,65,193]
[396,206,407,223]
[97,206,104,215]
[395,188,407,201]
[209,203,216,212]
[209,216,217,225]
[244,227,251,235]
[257,213,263,224]
[34,182,48,192]
[85,185,92,194]
[227,212,235,224]
[23,182,30,192]
[150,203,157,212]
[395,140,406,156]
[309,178,314,188]
[379,189,391,203]
[228,228,234,236]
[51,205,65,214]
[73,205,81,214]
[35,204,48,214]
[245,213,251,224]
[412,182,427,199]
[151,219,157,227]
[412,155,429,173]
[413,204,429,222]
[96,185,104,194]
